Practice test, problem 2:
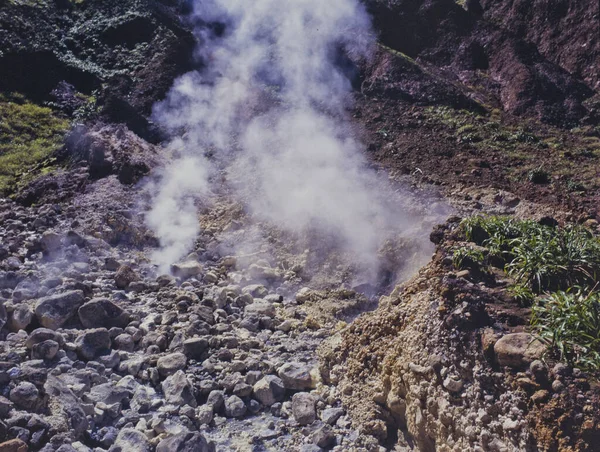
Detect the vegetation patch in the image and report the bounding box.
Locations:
[459,215,600,371]
[0,93,69,194]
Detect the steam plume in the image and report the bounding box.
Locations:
[147,0,437,276]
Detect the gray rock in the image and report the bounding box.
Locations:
[206,390,224,412]
[156,432,214,452]
[41,231,62,252]
[114,265,138,290]
[78,298,130,329]
[9,382,39,410]
[35,290,85,330]
[171,261,203,279]
[244,300,276,318]
[162,370,197,407]
[8,304,33,332]
[32,339,59,360]
[76,328,111,360]
[292,392,317,425]
[253,375,285,406]
[157,353,187,377]
[224,395,246,418]
[44,375,89,435]
[313,424,336,449]
[131,386,156,414]
[242,284,268,298]
[183,338,209,360]
[85,383,131,406]
[113,334,135,352]
[196,405,214,425]
[321,407,344,425]
[278,362,313,390]
[26,328,62,349]
[0,396,14,417]
[108,428,151,452]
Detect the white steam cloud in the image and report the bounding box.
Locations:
[146,0,436,276]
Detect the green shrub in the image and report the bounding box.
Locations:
[460,216,600,293]
[460,215,600,371]
[531,289,600,371]
[452,246,484,270]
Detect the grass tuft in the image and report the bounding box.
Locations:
[0,94,69,194]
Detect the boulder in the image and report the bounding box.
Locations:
[78,298,130,329]
[494,333,546,368]
[253,375,285,406]
[171,261,203,279]
[44,375,89,435]
[156,432,214,452]
[26,328,62,349]
[114,265,138,289]
[35,290,85,329]
[75,328,111,360]
[157,353,187,378]
[31,339,59,360]
[278,362,313,390]
[183,338,209,360]
[162,371,197,407]
[224,395,246,418]
[244,300,276,318]
[9,382,39,410]
[8,304,33,332]
[40,231,62,252]
[292,392,317,425]
[108,428,151,452]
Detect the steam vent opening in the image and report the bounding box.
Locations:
[1,0,600,450]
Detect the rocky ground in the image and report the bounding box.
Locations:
[0,165,445,451]
[1,0,600,451]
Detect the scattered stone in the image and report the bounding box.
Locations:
[292,392,317,425]
[157,353,187,378]
[9,382,39,410]
[443,376,464,393]
[78,298,130,329]
[253,375,285,406]
[313,424,336,449]
[114,265,138,290]
[244,300,276,318]
[321,408,344,425]
[8,304,33,332]
[76,328,111,360]
[156,432,215,452]
[32,339,59,360]
[196,405,214,425]
[531,390,550,404]
[162,371,197,407]
[108,428,151,452]
[183,338,209,360]
[35,290,85,329]
[171,261,203,279]
[224,395,247,418]
[494,333,546,368]
[40,231,62,252]
[279,362,313,390]
[0,439,27,452]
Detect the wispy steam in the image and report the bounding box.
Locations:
[146,0,438,276]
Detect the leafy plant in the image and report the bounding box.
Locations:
[452,246,484,270]
[508,284,535,306]
[531,289,600,371]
